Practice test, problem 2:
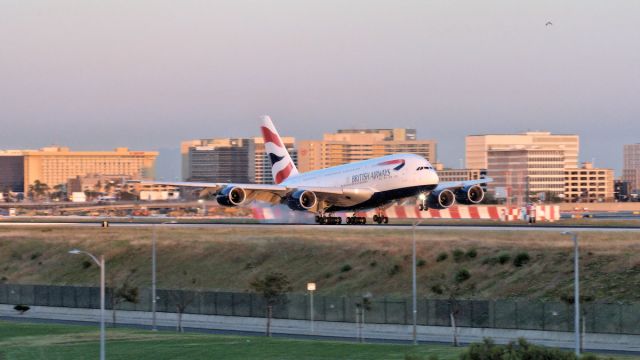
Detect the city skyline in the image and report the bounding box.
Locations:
[2,1,639,179]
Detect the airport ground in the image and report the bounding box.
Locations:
[1,224,639,300]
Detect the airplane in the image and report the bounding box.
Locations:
[130,116,492,225]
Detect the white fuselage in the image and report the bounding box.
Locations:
[282,153,439,211]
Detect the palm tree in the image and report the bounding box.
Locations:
[29,180,50,201]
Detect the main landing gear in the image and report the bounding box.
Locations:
[346,216,366,225]
[315,215,342,225]
[372,214,389,224]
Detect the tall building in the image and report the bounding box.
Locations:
[623,144,640,192]
[466,132,579,170]
[564,162,614,202]
[21,147,157,192]
[0,151,25,192]
[487,148,566,203]
[297,128,436,172]
[253,136,297,184]
[186,139,255,183]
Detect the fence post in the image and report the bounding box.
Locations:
[542,301,546,331]
[514,300,519,329]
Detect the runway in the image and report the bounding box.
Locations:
[1,220,640,232]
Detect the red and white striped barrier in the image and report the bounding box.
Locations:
[252,205,560,222]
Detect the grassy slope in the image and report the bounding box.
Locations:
[0,320,462,360]
[0,226,639,300]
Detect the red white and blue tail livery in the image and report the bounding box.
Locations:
[261,116,298,184]
[129,116,492,224]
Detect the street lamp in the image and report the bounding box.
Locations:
[561,231,580,356]
[69,249,105,360]
[412,219,424,345]
[307,282,316,334]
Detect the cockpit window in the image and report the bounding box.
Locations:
[417,166,432,171]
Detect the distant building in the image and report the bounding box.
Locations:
[436,168,486,183]
[466,132,579,170]
[564,162,614,203]
[18,147,157,192]
[623,144,640,193]
[297,128,436,172]
[0,151,25,192]
[67,174,131,194]
[183,138,255,183]
[487,148,565,204]
[614,180,632,201]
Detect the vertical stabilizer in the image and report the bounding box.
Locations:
[260,115,299,184]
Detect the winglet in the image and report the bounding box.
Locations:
[260,115,299,184]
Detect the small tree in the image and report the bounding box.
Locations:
[430,268,473,346]
[168,289,196,332]
[250,272,292,337]
[108,269,139,327]
[355,293,373,343]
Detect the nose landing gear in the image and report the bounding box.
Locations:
[418,193,429,211]
[373,214,389,224]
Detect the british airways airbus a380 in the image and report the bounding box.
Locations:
[132,116,492,225]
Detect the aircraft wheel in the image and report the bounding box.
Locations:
[337,217,342,225]
[319,217,326,225]
[373,214,379,223]
[383,216,389,224]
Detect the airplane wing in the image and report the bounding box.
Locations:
[127,180,374,211]
[434,177,493,192]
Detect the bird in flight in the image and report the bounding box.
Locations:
[545,21,553,26]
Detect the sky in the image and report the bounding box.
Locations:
[1,1,639,179]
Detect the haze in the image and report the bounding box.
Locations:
[1,1,638,179]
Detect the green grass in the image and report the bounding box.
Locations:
[0,320,462,360]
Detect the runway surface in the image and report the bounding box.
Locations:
[1,221,640,232]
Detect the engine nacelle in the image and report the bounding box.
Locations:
[287,190,317,211]
[216,186,247,207]
[428,189,456,209]
[455,185,484,204]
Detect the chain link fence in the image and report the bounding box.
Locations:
[1,284,638,335]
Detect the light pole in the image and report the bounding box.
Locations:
[152,224,158,331]
[412,219,424,345]
[561,231,580,356]
[307,282,316,334]
[69,249,105,360]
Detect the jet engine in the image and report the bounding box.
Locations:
[427,189,456,209]
[455,185,484,204]
[216,186,247,207]
[287,190,317,211]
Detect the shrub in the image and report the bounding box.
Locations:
[323,272,332,279]
[369,261,377,267]
[454,269,471,284]
[340,264,352,272]
[513,252,531,267]
[498,253,511,265]
[388,264,402,276]
[460,337,582,360]
[452,249,465,262]
[431,284,444,295]
[30,252,42,260]
[466,249,478,259]
[417,259,427,267]
[436,252,448,262]
[14,304,30,314]
[82,260,92,269]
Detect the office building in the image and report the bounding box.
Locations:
[297,128,436,172]
[623,144,640,192]
[0,151,25,192]
[184,138,255,183]
[20,147,157,192]
[466,132,579,170]
[436,167,486,183]
[564,162,614,202]
[486,148,565,203]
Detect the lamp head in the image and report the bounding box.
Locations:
[68,249,81,255]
